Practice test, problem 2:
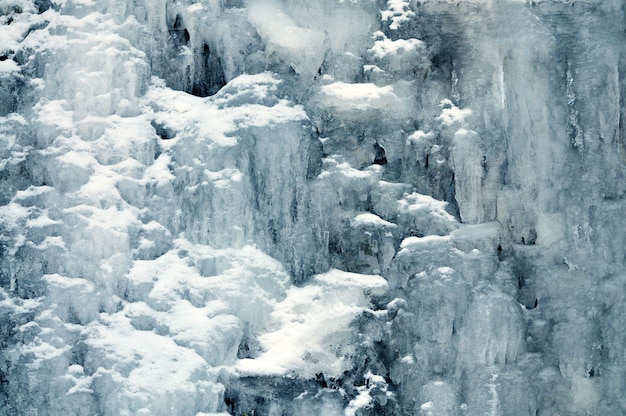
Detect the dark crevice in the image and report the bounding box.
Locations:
[164,12,226,97]
[373,143,387,165]
[191,43,227,97]
[169,14,188,48]
[33,0,55,13]
[513,255,537,309]
[151,120,176,140]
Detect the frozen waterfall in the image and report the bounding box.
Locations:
[0,0,625,415]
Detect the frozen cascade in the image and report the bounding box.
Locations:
[0,0,625,415]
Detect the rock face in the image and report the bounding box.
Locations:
[0,0,625,415]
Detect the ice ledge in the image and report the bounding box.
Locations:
[235,269,387,379]
[145,72,307,149]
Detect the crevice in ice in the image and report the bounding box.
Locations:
[150,120,176,140]
[373,142,387,165]
[69,340,87,368]
[191,43,227,97]
[512,255,538,310]
[162,12,227,98]
[33,0,54,14]
[520,228,537,245]
[168,14,190,49]
[236,331,262,360]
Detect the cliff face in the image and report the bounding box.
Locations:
[0,1,625,414]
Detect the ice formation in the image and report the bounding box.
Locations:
[0,0,625,415]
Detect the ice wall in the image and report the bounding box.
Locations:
[0,0,625,415]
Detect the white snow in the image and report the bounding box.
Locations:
[145,72,307,149]
[380,0,415,30]
[318,156,382,180]
[248,0,325,76]
[407,130,435,145]
[370,32,424,59]
[0,58,19,73]
[437,99,473,127]
[236,269,387,378]
[351,213,396,228]
[320,82,398,111]
[397,192,456,222]
[400,234,451,250]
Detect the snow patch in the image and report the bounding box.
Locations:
[437,99,472,127]
[370,32,424,58]
[236,269,387,379]
[380,0,415,30]
[248,0,325,76]
[320,82,398,111]
[351,213,396,228]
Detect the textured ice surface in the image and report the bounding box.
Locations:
[1,0,626,415]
